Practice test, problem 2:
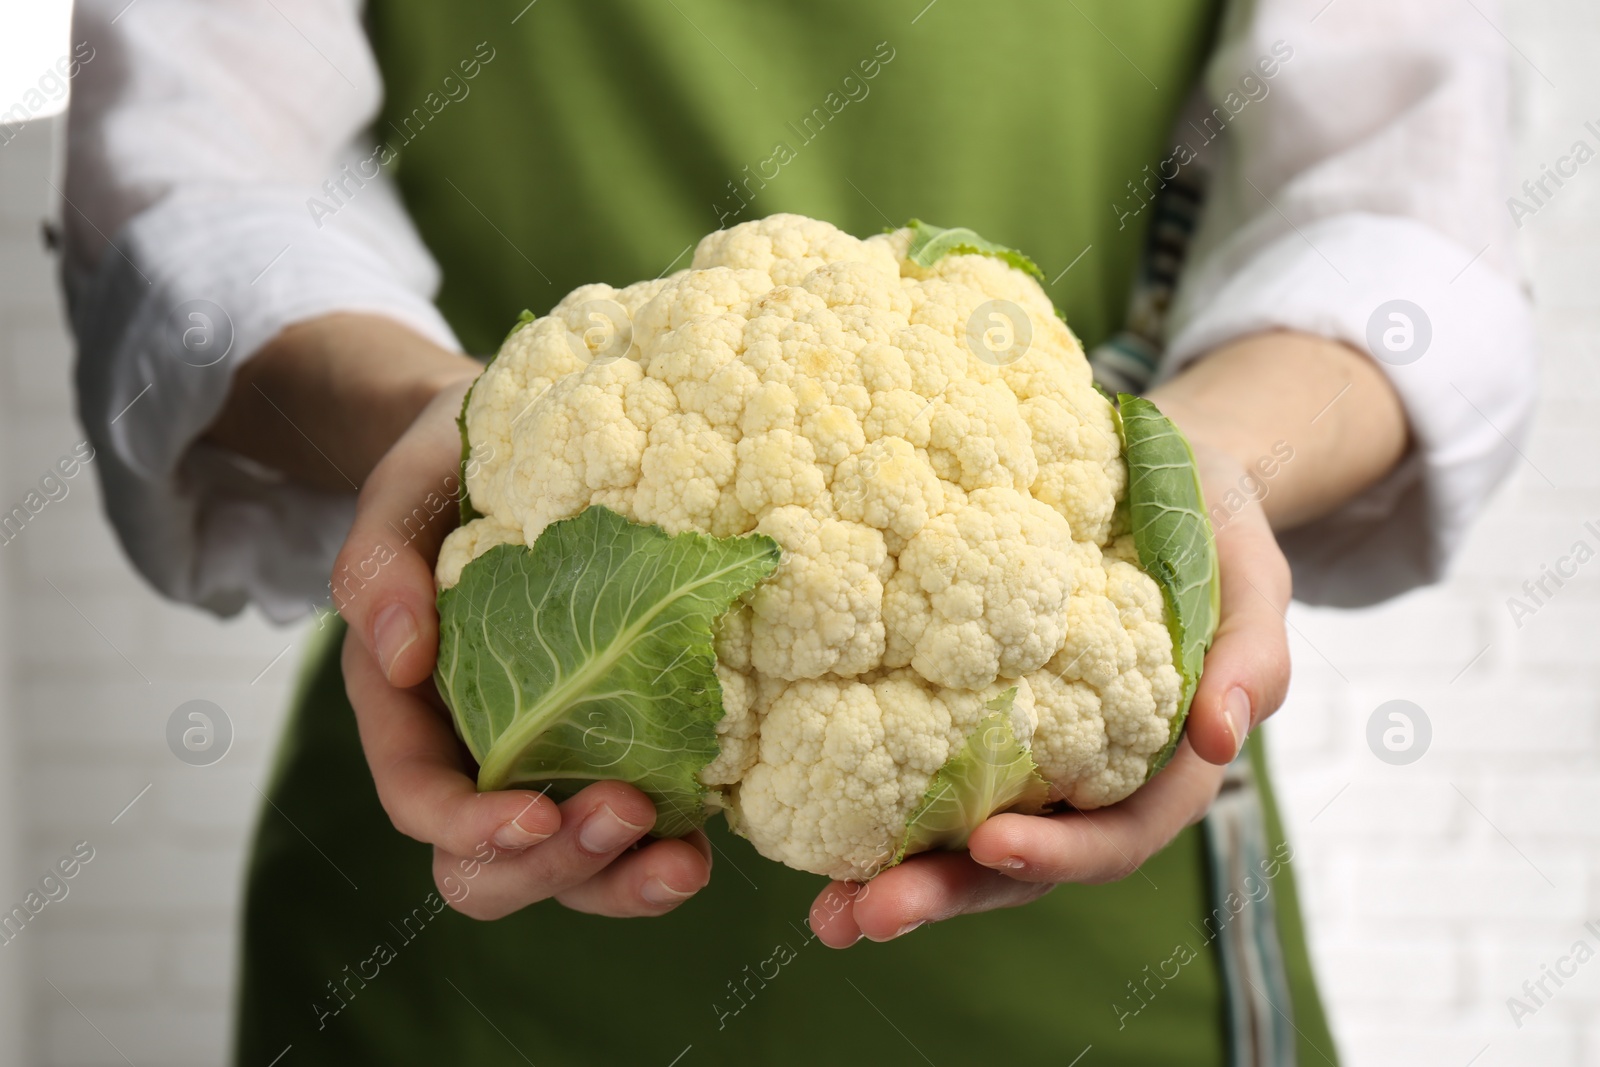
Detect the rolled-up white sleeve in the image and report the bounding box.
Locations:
[62,0,459,622]
[1163,0,1536,607]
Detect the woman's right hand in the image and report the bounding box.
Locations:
[321,333,712,920]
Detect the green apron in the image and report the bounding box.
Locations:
[235,4,1338,1063]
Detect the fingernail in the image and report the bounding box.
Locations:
[890,920,925,940]
[1225,687,1252,759]
[492,814,549,851]
[982,856,1026,870]
[578,804,648,854]
[641,877,695,906]
[818,926,864,949]
[372,604,418,682]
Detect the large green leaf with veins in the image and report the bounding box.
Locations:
[434,506,780,838]
[893,689,1051,866]
[901,219,1047,285]
[1116,394,1221,774]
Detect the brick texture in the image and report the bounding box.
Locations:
[0,5,1595,1064]
[1261,10,1600,1066]
[0,116,306,1067]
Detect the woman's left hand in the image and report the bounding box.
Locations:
[809,441,1293,946]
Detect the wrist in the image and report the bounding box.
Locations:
[287,311,481,424]
[390,347,483,433]
[1146,330,1407,531]
[206,312,482,491]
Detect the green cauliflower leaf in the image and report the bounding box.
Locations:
[434,506,780,838]
[1116,394,1221,774]
[893,689,1050,866]
[902,218,1047,285]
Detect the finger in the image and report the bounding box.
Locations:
[1186,500,1293,765]
[334,380,473,688]
[434,780,659,921]
[812,852,1052,946]
[344,629,561,854]
[968,742,1225,883]
[807,880,872,948]
[553,835,712,917]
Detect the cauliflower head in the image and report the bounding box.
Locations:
[434,215,1217,881]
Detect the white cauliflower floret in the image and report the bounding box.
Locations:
[700,664,760,789]
[733,672,1031,881]
[925,378,1038,492]
[734,677,916,879]
[882,487,1078,690]
[693,213,899,285]
[632,413,739,535]
[1018,373,1126,544]
[436,516,524,589]
[749,507,891,681]
[834,436,945,554]
[492,359,652,543]
[462,279,673,521]
[442,213,1190,879]
[1028,560,1183,808]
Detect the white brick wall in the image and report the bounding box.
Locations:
[0,116,307,1067]
[0,4,1593,1063]
[1263,6,1600,1066]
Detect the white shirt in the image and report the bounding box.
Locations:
[60,0,1536,621]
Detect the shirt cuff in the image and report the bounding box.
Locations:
[1161,212,1537,607]
[69,189,461,621]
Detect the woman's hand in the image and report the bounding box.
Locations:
[807,444,1290,946]
[333,378,713,920]
[807,330,1408,947]
[216,314,715,920]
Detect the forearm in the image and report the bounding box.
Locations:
[1146,330,1408,531]
[208,317,1402,527]
[204,313,482,492]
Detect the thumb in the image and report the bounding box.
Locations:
[333,379,475,689]
[1183,497,1292,766]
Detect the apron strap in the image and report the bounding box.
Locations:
[1204,756,1300,1067]
[1090,116,1302,1062]
[1087,88,1212,395]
